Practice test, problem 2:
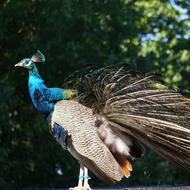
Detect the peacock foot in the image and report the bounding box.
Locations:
[70,164,92,190]
[69,186,91,190]
[83,180,91,190]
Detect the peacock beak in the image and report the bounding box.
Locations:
[14,62,23,67]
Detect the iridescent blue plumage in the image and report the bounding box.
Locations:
[15,51,66,145]
[28,65,64,115]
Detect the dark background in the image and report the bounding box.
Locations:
[0,0,190,189]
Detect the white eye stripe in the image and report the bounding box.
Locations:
[25,60,32,66]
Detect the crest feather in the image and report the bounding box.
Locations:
[31,50,46,63]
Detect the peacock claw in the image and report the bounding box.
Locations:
[84,184,91,190]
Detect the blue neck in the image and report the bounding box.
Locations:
[29,65,41,78]
[28,65,54,115]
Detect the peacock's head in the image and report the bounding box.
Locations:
[15,50,45,70]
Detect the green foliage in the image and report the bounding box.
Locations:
[0,0,190,188]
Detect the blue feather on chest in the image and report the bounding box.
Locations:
[33,89,54,113]
[28,76,54,114]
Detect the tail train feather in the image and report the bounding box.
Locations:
[64,65,190,170]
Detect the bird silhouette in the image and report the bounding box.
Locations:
[15,50,190,190]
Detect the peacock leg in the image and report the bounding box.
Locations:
[77,164,84,188]
[83,166,91,190]
[70,164,91,190]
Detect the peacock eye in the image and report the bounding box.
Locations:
[25,61,30,66]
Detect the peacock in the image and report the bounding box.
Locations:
[15,50,190,190]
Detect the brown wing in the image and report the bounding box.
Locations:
[51,100,123,182]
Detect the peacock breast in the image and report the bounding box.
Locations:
[28,76,53,114]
